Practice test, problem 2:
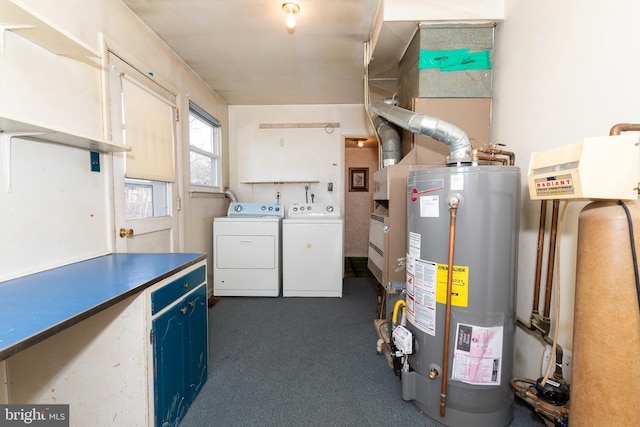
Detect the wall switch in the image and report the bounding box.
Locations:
[90,151,100,172]
[328,182,333,191]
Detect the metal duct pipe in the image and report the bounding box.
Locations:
[224,188,238,203]
[373,116,402,166]
[371,99,472,165]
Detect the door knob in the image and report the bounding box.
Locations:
[119,228,134,238]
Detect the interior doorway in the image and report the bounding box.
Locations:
[343,136,378,260]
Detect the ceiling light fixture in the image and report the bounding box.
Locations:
[282,2,300,30]
[351,138,367,148]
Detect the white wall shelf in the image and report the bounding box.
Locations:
[0,0,100,57]
[1,114,129,192]
[240,180,320,184]
[0,115,128,153]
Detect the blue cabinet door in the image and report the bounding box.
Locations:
[153,282,208,427]
[153,300,188,427]
[186,284,208,404]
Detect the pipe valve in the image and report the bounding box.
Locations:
[448,195,460,209]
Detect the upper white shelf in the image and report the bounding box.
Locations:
[0,0,100,57]
[240,180,320,185]
[0,114,129,153]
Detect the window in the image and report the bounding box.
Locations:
[124,179,170,220]
[189,102,222,191]
[118,72,176,221]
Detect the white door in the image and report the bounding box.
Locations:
[106,51,181,253]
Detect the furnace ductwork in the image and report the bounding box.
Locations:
[371,99,472,165]
[373,116,402,166]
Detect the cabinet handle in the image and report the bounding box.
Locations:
[188,300,195,308]
[181,306,188,314]
[184,283,190,289]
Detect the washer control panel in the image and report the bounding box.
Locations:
[227,202,283,217]
[287,203,341,218]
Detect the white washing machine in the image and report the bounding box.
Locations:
[213,202,283,297]
[282,203,344,297]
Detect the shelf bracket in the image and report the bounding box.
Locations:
[0,24,35,55]
[1,131,46,192]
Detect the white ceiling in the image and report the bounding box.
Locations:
[122,0,382,106]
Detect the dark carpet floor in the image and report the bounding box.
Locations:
[179,278,547,427]
[344,257,375,278]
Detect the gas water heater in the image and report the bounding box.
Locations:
[403,166,520,427]
[369,99,520,426]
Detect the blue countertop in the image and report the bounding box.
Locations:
[0,253,206,360]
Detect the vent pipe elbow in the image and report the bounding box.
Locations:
[373,116,402,166]
[224,188,238,203]
[371,99,472,165]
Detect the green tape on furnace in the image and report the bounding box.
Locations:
[419,49,492,71]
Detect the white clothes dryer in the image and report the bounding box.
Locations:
[282,203,344,297]
[213,202,283,297]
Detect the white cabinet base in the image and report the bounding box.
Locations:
[3,259,207,427]
[5,294,149,426]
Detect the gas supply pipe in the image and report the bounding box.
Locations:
[391,299,406,325]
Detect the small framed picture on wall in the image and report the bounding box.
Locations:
[349,167,368,192]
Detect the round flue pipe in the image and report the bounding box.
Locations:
[370,99,472,165]
[373,116,402,166]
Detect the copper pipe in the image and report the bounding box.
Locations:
[543,200,560,318]
[474,146,516,165]
[609,123,640,135]
[475,154,508,165]
[532,200,547,315]
[440,196,460,417]
[542,335,565,381]
[510,377,570,423]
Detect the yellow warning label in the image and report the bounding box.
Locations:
[435,264,469,307]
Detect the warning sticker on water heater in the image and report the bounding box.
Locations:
[406,259,437,336]
[451,323,503,386]
[419,195,439,217]
[406,259,470,336]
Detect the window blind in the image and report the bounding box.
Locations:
[121,75,176,182]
